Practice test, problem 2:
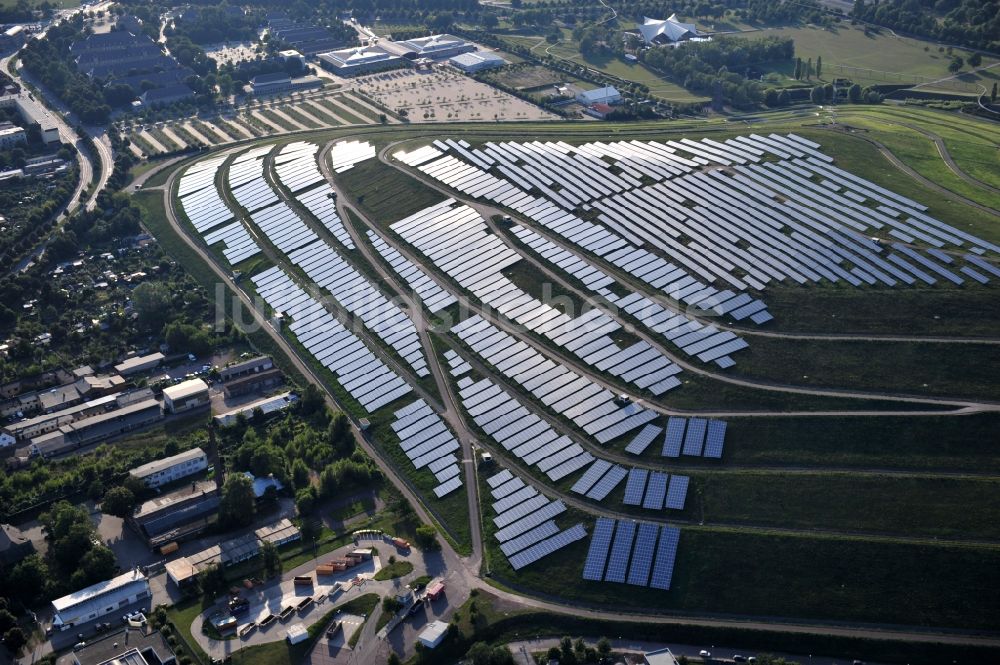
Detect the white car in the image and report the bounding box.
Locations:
[699,650,711,659]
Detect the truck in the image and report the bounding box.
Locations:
[425,580,446,602]
[296,596,313,612]
[316,562,337,576]
[228,599,249,615]
[392,537,410,550]
[159,541,179,555]
[279,606,295,621]
[325,621,342,638]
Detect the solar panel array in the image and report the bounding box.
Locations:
[458,377,595,481]
[400,135,998,340]
[389,202,682,396]
[442,349,471,376]
[248,201,319,254]
[287,242,429,377]
[452,316,660,444]
[177,154,260,265]
[660,416,727,459]
[250,266,411,412]
[391,399,463,498]
[274,142,354,250]
[624,424,662,455]
[510,224,748,368]
[484,468,584,569]
[229,146,279,212]
[581,518,681,589]
[366,230,457,314]
[328,139,376,172]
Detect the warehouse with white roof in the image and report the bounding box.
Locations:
[51,570,149,629]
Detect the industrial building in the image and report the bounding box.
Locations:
[219,356,273,381]
[164,533,260,586]
[576,85,622,106]
[0,123,26,148]
[114,352,164,376]
[449,50,506,73]
[222,368,283,398]
[161,378,209,414]
[317,45,405,77]
[26,397,164,458]
[0,93,60,143]
[129,447,208,489]
[393,34,476,60]
[255,518,301,547]
[130,479,220,548]
[247,72,323,96]
[51,570,150,630]
[139,84,195,108]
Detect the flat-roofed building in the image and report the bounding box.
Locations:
[129,447,208,489]
[219,356,273,382]
[449,50,506,73]
[223,368,283,398]
[51,570,149,630]
[255,518,301,547]
[130,479,219,548]
[25,396,163,458]
[162,379,209,414]
[576,85,622,106]
[0,124,25,148]
[0,523,34,565]
[317,45,405,76]
[114,352,164,376]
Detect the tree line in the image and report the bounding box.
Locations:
[851,0,1000,52]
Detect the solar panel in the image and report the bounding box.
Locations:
[508,524,587,570]
[643,472,668,510]
[626,522,660,586]
[487,469,513,488]
[492,486,539,514]
[662,417,686,457]
[495,500,566,542]
[500,520,560,557]
[494,495,550,528]
[623,468,649,506]
[625,424,663,455]
[571,459,612,495]
[433,476,462,498]
[604,521,636,583]
[649,525,681,590]
[582,517,615,581]
[586,465,627,501]
[682,418,707,456]
[665,475,689,510]
[703,420,727,458]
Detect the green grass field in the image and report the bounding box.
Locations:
[732,24,999,87]
[335,156,446,225]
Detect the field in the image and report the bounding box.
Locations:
[732,23,1000,91]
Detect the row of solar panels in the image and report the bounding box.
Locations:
[486,468,586,570]
[274,141,356,250]
[451,316,660,444]
[395,145,773,329]
[391,399,463,498]
[250,266,411,412]
[366,230,457,315]
[443,348,471,377]
[457,375,595,482]
[328,139,376,173]
[389,201,682,395]
[583,517,680,590]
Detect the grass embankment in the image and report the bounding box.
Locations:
[335,156,446,226]
[730,336,1000,400]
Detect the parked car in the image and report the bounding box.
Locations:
[699,650,711,659]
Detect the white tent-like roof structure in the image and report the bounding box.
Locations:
[637,14,701,45]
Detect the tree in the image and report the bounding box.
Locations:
[483,14,499,30]
[992,82,997,102]
[816,55,822,79]
[387,654,402,665]
[262,541,282,577]
[806,57,813,79]
[292,458,310,490]
[197,563,227,598]
[382,595,403,614]
[777,89,790,106]
[101,486,137,518]
[132,281,172,331]
[560,636,577,665]
[3,627,26,654]
[219,473,256,528]
[0,609,16,635]
[968,52,982,67]
[948,57,964,72]
[414,524,439,551]
[793,57,802,80]
[810,85,825,104]
[848,83,862,103]
[764,88,779,106]
[597,637,612,659]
